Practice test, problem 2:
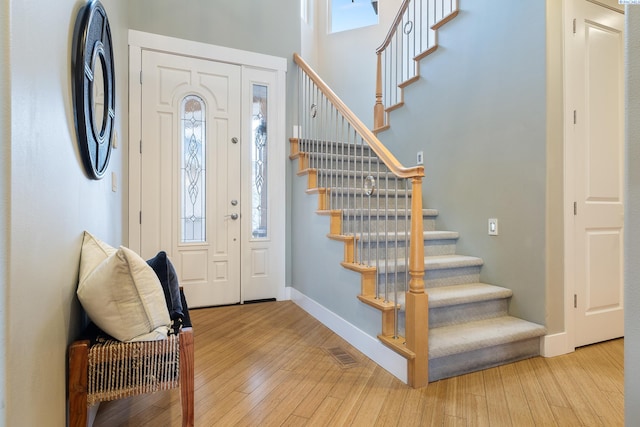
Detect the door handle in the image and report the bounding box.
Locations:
[225,213,239,220]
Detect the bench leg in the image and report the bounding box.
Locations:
[179,329,195,427]
[69,341,89,427]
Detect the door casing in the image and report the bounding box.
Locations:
[128,30,288,303]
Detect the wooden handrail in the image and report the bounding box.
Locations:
[376,0,411,54]
[294,53,424,180]
[295,52,428,387]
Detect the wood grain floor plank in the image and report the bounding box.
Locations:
[394,393,424,426]
[527,354,571,409]
[426,380,448,427]
[498,363,535,427]
[320,359,378,426]
[550,404,583,426]
[546,355,607,426]
[514,358,557,426]
[305,396,343,427]
[575,342,624,394]
[465,393,490,427]
[372,376,411,426]
[482,367,513,427]
[291,360,345,418]
[344,367,396,426]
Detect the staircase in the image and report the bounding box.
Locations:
[292,0,545,387]
[290,135,545,382]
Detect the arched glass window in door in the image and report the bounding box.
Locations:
[181,95,206,243]
[252,85,269,239]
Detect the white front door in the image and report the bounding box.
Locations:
[129,32,287,310]
[140,50,242,307]
[568,0,624,347]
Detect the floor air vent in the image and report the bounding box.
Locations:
[326,347,359,368]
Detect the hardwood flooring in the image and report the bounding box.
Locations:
[92,300,624,426]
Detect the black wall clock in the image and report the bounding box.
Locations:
[72,0,115,180]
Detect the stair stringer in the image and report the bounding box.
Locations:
[291,141,415,360]
[374,9,460,135]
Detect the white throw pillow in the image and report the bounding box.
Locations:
[77,236,170,342]
[78,231,117,284]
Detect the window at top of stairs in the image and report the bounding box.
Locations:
[330,0,378,33]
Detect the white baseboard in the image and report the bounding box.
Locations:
[540,332,574,357]
[289,288,408,383]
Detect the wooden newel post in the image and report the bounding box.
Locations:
[374,52,384,130]
[405,176,429,388]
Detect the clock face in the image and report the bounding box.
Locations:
[72,0,115,180]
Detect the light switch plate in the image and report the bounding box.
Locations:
[488,218,498,236]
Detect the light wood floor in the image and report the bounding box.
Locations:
[93,300,624,426]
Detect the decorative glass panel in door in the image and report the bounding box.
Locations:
[251,85,268,239]
[181,95,206,243]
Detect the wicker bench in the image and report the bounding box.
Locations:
[68,304,194,426]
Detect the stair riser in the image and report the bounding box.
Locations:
[429,299,509,328]
[356,238,457,260]
[316,173,409,191]
[299,141,375,158]
[328,194,411,210]
[354,266,482,305]
[306,156,389,173]
[429,337,541,382]
[425,266,481,288]
[369,265,481,288]
[343,216,436,233]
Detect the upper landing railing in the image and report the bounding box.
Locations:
[374,0,458,130]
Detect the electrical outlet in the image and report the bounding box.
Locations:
[417,151,423,165]
[488,218,498,236]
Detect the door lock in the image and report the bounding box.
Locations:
[230,200,238,206]
[225,213,239,220]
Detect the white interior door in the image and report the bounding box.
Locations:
[140,50,242,307]
[569,0,624,347]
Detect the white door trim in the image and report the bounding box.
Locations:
[562,0,578,356]
[128,30,288,301]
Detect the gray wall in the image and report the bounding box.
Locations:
[127,0,300,61]
[127,0,301,286]
[376,0,548,325]
[5,0,128,425]
[312,0,402,128]
[291,174,383,336]
[625,5,640,424]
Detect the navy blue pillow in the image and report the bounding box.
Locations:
[146,251,184,333]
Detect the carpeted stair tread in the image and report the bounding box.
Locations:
[375,254,482,274]
[429,316,546,359]
[428,283,512,308]
[376,254,483,274]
